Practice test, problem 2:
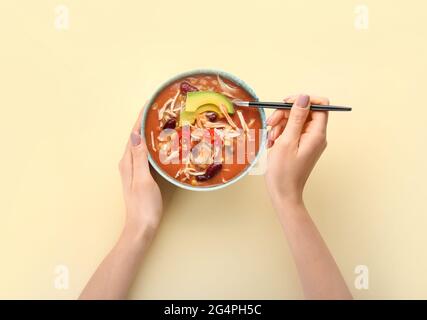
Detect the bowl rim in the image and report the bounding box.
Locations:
[141,68,267,191]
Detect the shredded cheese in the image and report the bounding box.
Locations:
[219,104,238,129]
[187,170,206,176]
[175,168,182,178]
[158,98,173,120]
[150,131,157,152]
[236,110,249,132]
[164,109,177,118]
[217,75,238,92]
[204,121,228,128]
[170,89,180,111]
[247,118,255,128]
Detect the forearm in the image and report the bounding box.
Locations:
[274,198,352,300]
[79,223,154,300]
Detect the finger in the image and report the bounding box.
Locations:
[269,117,288,142]
[268,122,286,148]
[285,95,329,134]
[307,110,328,134]
[131,104,151,187]
[119,137,133,191]
[130,132,151,188]
[120,104,148,190]
[278,94,311,144]
[308,97,329,134]
[301,97,329,135]
[267,108,286,126]
[132,103,147,133]
[266,97,294,126]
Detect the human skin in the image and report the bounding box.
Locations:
[266,94,352,300]
[79,108,162,300]
[80,94,352,300]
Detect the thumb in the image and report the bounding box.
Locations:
[130,132,151,184]
[279,94,310,144]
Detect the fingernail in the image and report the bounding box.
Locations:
[295,94,310,109]
[131,132,141,146]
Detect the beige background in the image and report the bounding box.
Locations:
[1,0,426,299]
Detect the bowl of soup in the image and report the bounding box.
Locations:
[142,69,267,191]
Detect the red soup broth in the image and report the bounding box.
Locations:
[144,74,263,187]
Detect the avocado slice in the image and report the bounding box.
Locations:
[179,91,235,126]
[196,104,224,116]
[186,91,235,114]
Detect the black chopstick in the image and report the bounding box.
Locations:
[241,101,352,112]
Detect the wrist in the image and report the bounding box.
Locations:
[270,188,304,209]
[270,190,306,219]
[120,221,158,251]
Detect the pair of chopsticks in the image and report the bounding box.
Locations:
[234,100,352,112]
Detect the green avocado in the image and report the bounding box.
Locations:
[185,91,235,114]
[179,92,235,126]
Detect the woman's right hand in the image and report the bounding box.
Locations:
[265,94,329,207]
[264,95,352,299]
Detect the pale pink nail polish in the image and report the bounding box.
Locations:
[131,133,141,146]
[295,95,310,109]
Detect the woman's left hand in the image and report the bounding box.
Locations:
[80,106,163,300]
[119,107,163,239]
